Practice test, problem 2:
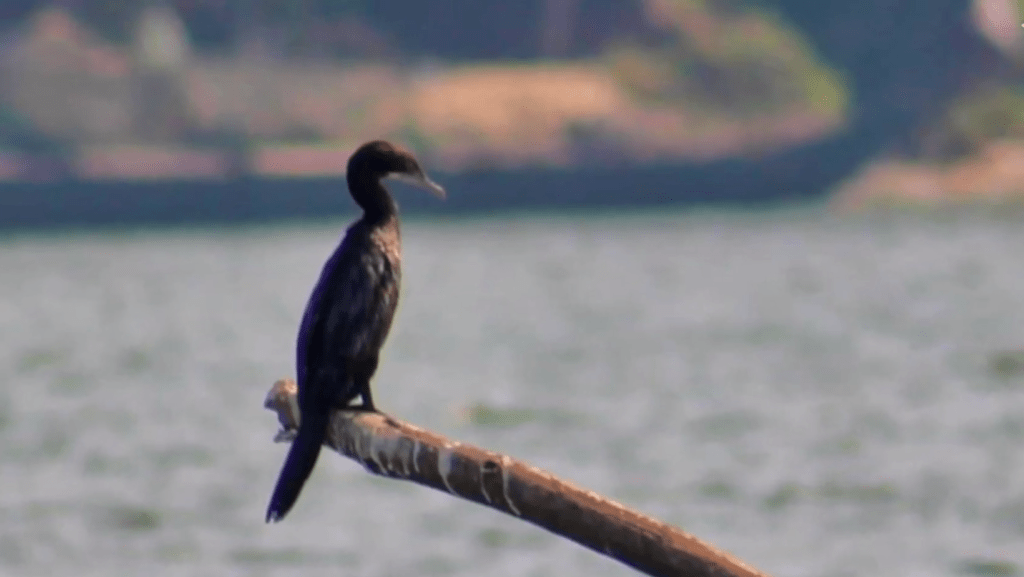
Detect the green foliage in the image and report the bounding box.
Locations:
[948,85,1024,143]
[606,0,848,118]
[905,84,1024,161]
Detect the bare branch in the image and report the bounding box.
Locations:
[265,379,771,577]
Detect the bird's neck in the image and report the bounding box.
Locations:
[348,174,398,223]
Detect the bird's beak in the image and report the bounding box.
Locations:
[388,172,446,199]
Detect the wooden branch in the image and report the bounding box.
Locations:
[265,379,772,577]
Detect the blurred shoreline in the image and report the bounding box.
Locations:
[2,2,1024,227]
[0,8,841,176]
[0,160,836,230]
[7,134,1024,230]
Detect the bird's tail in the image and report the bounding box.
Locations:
[265,405,330,522]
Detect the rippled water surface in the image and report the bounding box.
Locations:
[2,208,1024,577]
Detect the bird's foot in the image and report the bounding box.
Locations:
[333,395,377,413]
[348,400,378,413]
[351,390,377,413]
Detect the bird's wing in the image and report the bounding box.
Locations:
[298,239,398,398]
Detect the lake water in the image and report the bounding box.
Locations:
[1,207,1023,577]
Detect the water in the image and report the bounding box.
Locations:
[1,207,1024,577]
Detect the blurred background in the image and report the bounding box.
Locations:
[2,1,1024,576]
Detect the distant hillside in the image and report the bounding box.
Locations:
[0,1,848,169]
[0,0,1020,204]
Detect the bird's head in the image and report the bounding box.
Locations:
[348,140,445,199]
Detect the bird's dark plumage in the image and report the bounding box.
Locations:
[266,140,444,523]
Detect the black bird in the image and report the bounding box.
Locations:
[266,140,445,523]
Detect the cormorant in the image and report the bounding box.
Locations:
[266,140,445,523]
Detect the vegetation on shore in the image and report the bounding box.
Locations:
[1,0,1023,207]
[0,1,846,173]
